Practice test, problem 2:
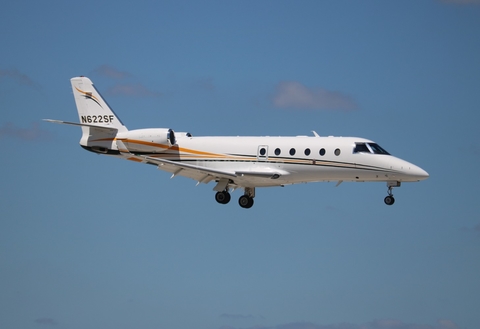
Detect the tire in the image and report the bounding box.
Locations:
[239,195,254,208]
[384,196,395,206]
[215,191,230,204]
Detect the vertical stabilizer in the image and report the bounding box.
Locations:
[70,76,127,152]
[71,77,127,132]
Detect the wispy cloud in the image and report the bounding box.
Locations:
[219,319,460,329]
[34,318,58,326]
[439,0,480,4]
[93,65,132,79]
[91,65,161,97]
[0,69,40,90]
[105,83,162,97]
[0,122,52,141]
[470,144,480,156]
[191,77,215,91]
[461,222,480,236]
[272,81,357,111]
[220,313,265,320]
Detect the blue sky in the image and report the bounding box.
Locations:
[1,1,479,329]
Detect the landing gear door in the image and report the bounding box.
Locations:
[257,145,268,161]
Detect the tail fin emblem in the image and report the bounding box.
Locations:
[75,86,103,108]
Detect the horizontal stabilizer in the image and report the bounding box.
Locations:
[43,119,118,131]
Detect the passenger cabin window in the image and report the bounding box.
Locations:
[353,142,390,155]
[275,148,281,155]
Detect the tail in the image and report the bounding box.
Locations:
[70,76,127,153]
[44,77,128,154]
[71,77,127,131]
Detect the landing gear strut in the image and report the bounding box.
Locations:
[384,181,400,206]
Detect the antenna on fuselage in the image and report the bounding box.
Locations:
[312,130,320,137]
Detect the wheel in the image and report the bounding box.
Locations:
[215,191,231,204]
[384,195,395,206]
[223,192,231,204]
[238,195,254,208]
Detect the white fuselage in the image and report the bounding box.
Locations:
[116,132,429,188]
[48,76,429,208]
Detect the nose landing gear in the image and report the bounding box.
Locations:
[384,181,400,206]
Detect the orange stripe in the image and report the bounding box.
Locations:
[121,139,226,158]
[127,157,143,162]
[75,86,100,102]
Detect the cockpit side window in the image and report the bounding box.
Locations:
[353,142,390,155]
[368,143,390,155]
[353,143,371,154]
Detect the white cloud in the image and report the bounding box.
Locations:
[219,319,460,329]
[105,83,162,97]
[192,77,215,91]
[93,65,132,79]
[439,0,480,4]
[220,313,264,320]
[34,318,58,326]
[272,81,357,111]
[461,222,480,236]
[0,122,52,141]
[0,69,40,90]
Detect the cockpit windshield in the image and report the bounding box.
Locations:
[353,142,390,155]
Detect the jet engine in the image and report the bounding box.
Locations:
[118,128,176,153]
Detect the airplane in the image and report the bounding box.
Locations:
[45,76,429,209]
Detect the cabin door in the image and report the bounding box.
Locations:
[257,145,269,161]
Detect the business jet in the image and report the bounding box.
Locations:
[45,76,429,208]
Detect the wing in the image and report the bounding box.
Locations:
[117,141,289,187]
[126,153,237,185]
[114,139,226,183]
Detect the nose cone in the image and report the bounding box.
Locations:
[390,157,429,181]
[409,164,429,181]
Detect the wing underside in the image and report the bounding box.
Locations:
[113,136,288,187]
[125,153,288,188]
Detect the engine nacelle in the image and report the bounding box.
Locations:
[118,128,176,153]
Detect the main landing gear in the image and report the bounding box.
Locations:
[384,181,401,206]
[214,187,255,209]
[238,187,255,209]
[215,190,231,204]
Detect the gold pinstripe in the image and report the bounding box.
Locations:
[89,137,398,174]
[75,86,101,102]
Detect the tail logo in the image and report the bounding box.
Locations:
[75,87,103,108]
